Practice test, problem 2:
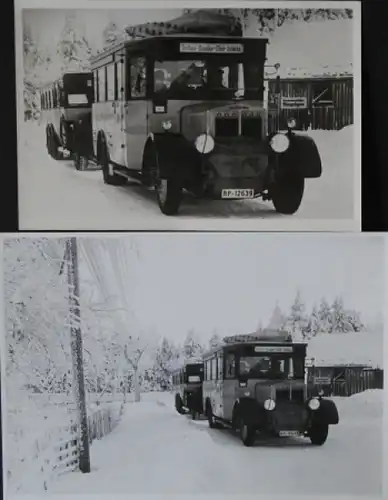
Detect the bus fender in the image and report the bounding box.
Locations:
[150,133,202,182]
[311,398,339,425]
[232,398,262,426]
[269,132,322,179]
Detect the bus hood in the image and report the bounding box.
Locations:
[254,379,307,404]
[179,101,266,141]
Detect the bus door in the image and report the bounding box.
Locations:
[222,352,237,421]
[105,55,127,166]
[213,352,224,418]
[125,55,148,170]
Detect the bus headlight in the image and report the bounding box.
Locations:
[194,133,215,154]
[308,398,320,410]
[270,133,290,153]
[162,120,172,131]
[264,398,276,411]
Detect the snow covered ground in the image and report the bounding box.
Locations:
[18,122,357,231]
[35,389,382,497]
[5,389,124,494]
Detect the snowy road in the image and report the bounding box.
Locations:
[18,123,357,231]
[49,391,382,496]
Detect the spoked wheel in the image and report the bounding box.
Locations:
[271,170,305,215]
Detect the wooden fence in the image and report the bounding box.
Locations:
[8,401,125,493]
[268,76,353,131]
[333,368,384,397]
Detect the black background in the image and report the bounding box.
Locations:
[2,0,388,232]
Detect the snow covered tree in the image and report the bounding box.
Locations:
[56,13,92,73]
[283,290,309,341]
[182,329,204,361]
[317,297,332,334]
[102,21,125,48]
[330,296,353,333]
[266,302,286,331]
[182,8,353,37]
[303,304,321,339]
[153,337,179,390]
[208,331,223,350]
[346,309,365,332]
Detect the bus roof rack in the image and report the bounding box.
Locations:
[222,330,293,344]
[125,9,243,39]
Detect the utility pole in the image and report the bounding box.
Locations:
[65,237,91,473]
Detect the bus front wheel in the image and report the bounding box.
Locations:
[156,177,182,216]
[100,143,126,186]
[240,421,256,447]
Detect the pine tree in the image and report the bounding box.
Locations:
[57,13,92,73]
[345,309,365,332]
[317,297,332,333]
[102,21,125,49]
[183,330,203,361]
[185,8,353,37]
[283,290,308,341]
[153,337,178,390]
[266,302,286,331]
[330,296,353,333]
[304,304,320,339]
[208,331,222,350]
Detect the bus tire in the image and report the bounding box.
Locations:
[175,394,184,414]
[100,141,126,186]
[73,152,89,171]
[309,423,329,446]
[47,126,63,161]
[206,403,215,428]
[271,170,304,215]
[156,177,182,216]
[240,421,256,447]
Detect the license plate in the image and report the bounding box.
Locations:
[221,189,254,199]
[279,430,300,437]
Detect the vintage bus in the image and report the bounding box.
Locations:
[172,362,204,419]
[86,10,322,215]
[202,332,339,447]
[40,72,94,170]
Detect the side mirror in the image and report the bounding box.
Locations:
[275,75,281,95]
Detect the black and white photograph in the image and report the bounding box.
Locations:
[15,1,361,231]
[1,233,384,497]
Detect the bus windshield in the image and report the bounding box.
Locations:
[153,58,262,100]
[239,355,304,380]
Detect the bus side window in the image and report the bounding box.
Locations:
[98,67,107,102]
[107,63,115,101]
[225,354,235,379]
[94,70,99,103]
[218,354,223,380]
[211,357,217,381]
[130,57,147,98]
